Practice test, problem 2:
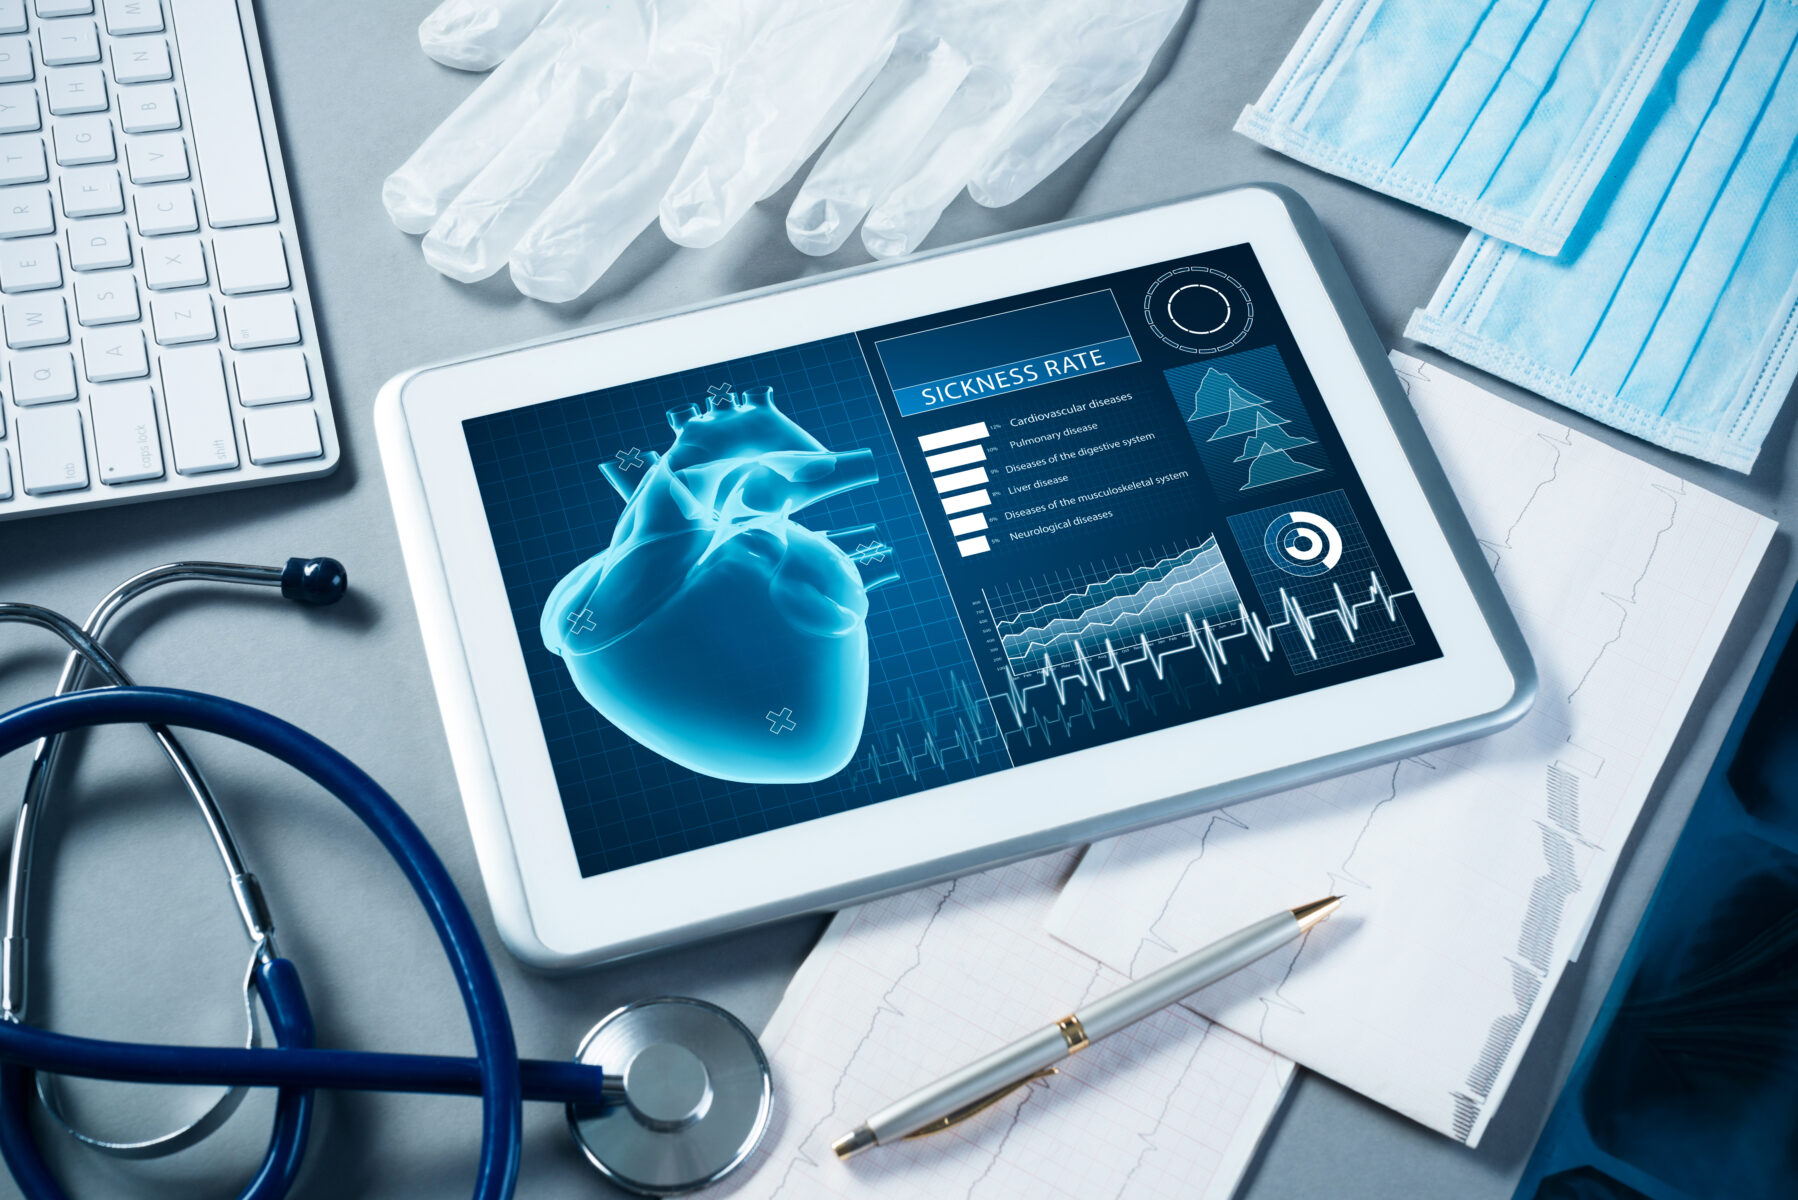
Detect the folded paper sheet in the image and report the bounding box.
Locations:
[1047,353,1774,1145]
[720,850,1292,1199]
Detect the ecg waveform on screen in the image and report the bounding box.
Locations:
[982,541,1417,732]
[850,670,1010,786]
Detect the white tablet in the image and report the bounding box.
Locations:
[377,186,1533,968]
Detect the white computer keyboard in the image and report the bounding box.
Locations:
[0,0,337,521]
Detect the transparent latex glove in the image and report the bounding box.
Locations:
[788,0,1188,259]
[386,0,904,301]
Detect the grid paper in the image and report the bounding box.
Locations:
[717,851,1292,1200]
[1048,354,1775,1145]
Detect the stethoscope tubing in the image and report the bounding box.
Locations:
[0,685,594,1200]
[0,1026,609,1105]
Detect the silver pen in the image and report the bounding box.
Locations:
[832,894,1342,1159]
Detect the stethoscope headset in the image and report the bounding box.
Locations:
[0,559,771,1200]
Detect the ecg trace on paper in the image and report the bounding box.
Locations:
[1046,353,1774,1147]
[718,851,1292,1200]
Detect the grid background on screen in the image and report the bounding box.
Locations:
[1227,489,1417,674]
[464,334,1013,878]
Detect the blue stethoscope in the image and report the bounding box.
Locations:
[0,560,772,1200]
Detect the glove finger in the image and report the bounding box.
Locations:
[756,45,887,203]
[785,34,970,257]
[419,0,558,71]
[510,90,711,302]
[861,69,1047,259]
[421,67,626,282]
[659,0,904,248]
[968,2,1186,208]
[383,3,624,234]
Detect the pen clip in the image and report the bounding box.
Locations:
[900,1067,1059,1140]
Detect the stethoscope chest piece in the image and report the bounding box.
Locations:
[569,997,771,1196]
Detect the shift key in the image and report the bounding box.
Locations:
[161,345,238,473]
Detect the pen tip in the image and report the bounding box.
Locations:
[1291,895,1343,931]
[833,1126,877,1160]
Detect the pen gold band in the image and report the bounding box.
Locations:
[1055,1014,1089,1053]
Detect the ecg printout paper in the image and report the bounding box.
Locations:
[1047,353,1775,1146]
[719,851,1293,1200]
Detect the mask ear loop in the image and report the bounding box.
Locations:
[32,942,269,1158]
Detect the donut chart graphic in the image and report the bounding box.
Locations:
[1264,510,1343,577]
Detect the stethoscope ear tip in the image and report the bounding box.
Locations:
[281,557,348,607]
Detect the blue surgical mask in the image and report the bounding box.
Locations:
[1407,0,1798,473]
[1238,0,1701,255]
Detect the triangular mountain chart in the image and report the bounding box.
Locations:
[1188,368,1322,489]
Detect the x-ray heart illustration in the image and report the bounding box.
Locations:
[542,385,898,784]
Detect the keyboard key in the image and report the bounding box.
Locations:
[11,346,76,401]
[67,215,128,269]
[120,84,178,133]
[0,35,32,84]
[60,164,121,214]
[234,348,309,405]
[102,0,161,34]
[0,236,58,290]
[175,0,275,226]
[160,345,236,473]
[148,290,210,342]
[0,1,22,35]
[3,293,65,345]
[46,65,106,115]
[39,1,96,16]
[244,406,319,465]
[0,187,53,237]
[125,131,186,182]
[214,227,286,294]
[91,381,163,483]
[17,405,87,492]
[74,268,136,323]
[81,326,145,379]
[0,449,11,500]
[52,115,112,164]
[0,84,39,132]
[142,233,201,287]
[0,134,43,183]
[110,36,169,83]
[132,182,193,234]
[40,21,100,67]
[225,294,295,349]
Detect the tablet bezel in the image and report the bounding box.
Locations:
[377,186,1534,967]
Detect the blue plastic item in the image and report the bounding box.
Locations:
[542,384,894,784]
[0,687,615,1200]
[1514,580,1798,1200]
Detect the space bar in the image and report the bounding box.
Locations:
[168,0,277,226]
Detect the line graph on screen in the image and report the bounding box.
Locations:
[978,539,1419,739]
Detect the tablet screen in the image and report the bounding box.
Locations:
[464,244,1441,877]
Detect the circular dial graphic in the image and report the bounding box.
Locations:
[1264,510,1343,577]
[1143,267,1254,354]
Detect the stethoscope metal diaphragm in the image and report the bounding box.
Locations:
[568,997,771,1197]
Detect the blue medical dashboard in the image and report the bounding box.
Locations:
[464,244,1440,878]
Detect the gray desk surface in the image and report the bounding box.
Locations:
[1,1,1790,1197]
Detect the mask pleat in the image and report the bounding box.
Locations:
[1303,3,1492,164]
[1240,0,1701,254]
[1575,1,1780,394]
[1408,0,1798,472]
[1638,31,1798,421]
[1392,0,1548,178]
[1466,0,1613,206]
